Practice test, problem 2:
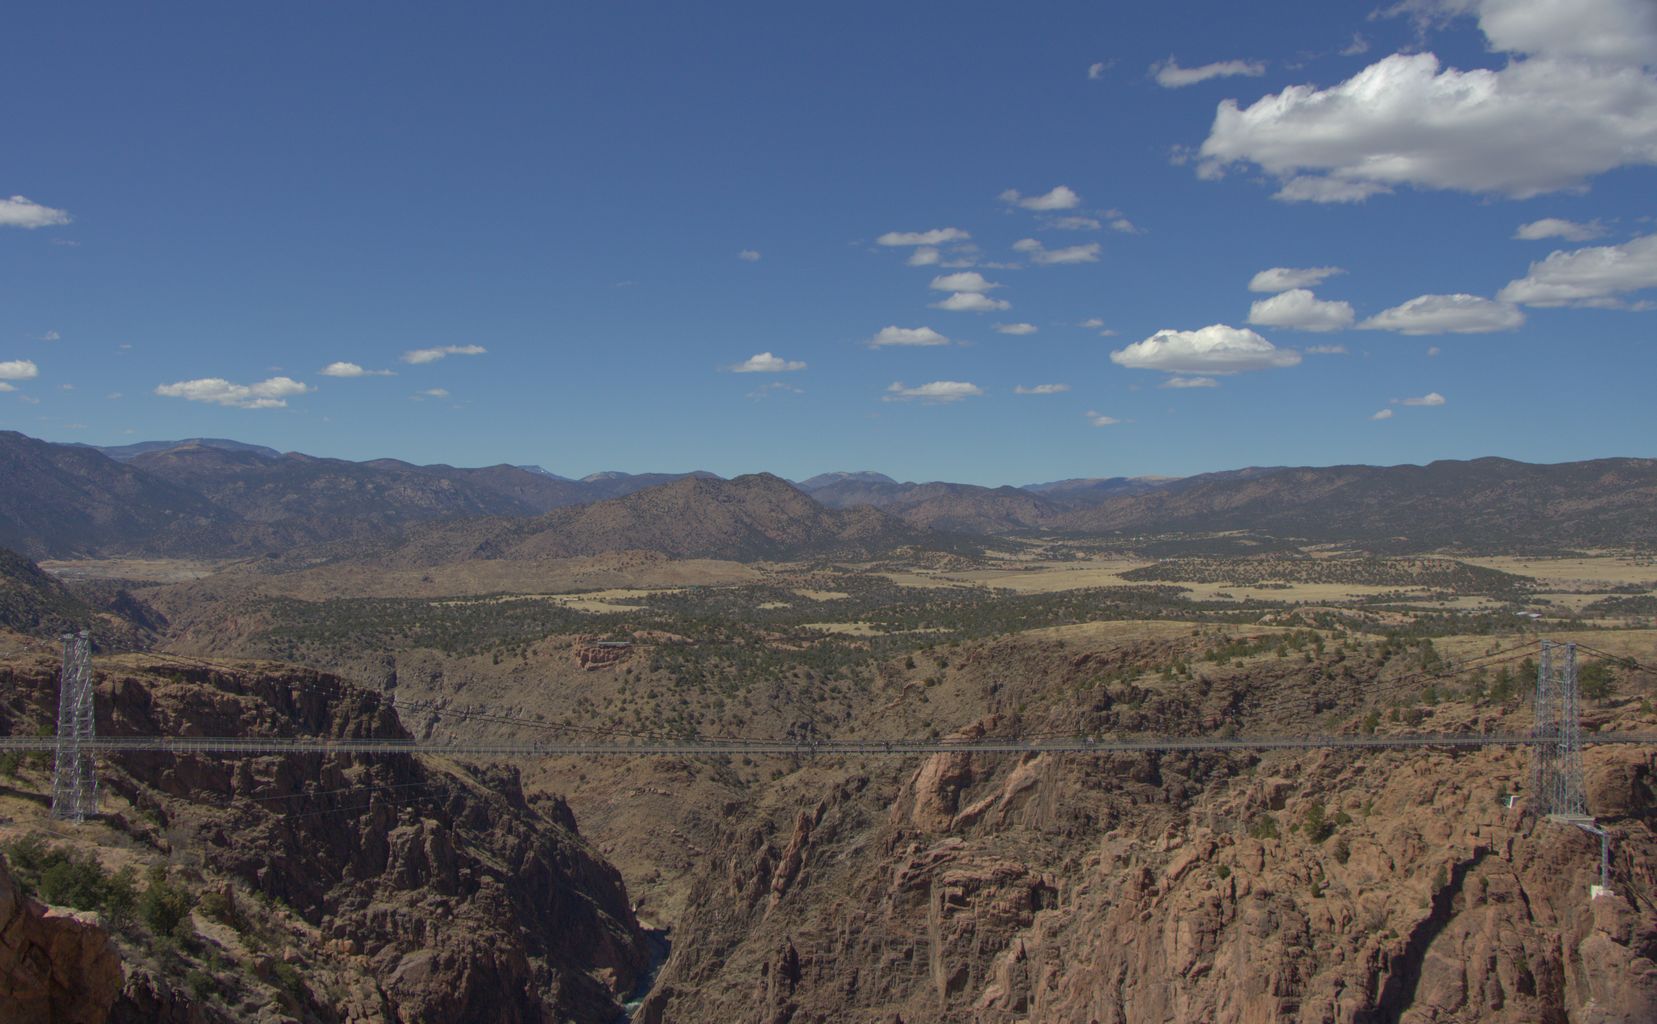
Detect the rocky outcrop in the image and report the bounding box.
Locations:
[640,629,1657,1024]
[0,852,122,1024]
[4,654,650,1024]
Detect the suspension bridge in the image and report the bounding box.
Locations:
[18,633,1657,846]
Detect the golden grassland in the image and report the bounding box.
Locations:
[1461,554,1657,587]
[40,558,227,583]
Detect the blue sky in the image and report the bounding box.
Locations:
[3,0,1655,485]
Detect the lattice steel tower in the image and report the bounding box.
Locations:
[1531,639,1586,818]
[49,630,98,822]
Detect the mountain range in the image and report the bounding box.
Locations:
[2,430,1654,559]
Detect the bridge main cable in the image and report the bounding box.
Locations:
[7,732,1657,758]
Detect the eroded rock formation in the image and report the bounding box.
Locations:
[0,852,122,1024]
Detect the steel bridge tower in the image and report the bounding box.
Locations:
[1531,639,1586,818]
[1531,638,1612,895]
[49,630,98,822]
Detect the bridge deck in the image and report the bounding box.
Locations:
[12,732,1657,758]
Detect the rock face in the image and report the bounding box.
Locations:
[640,636,1657,1024]
[0,852,123,1024]
[3,654,651,1024]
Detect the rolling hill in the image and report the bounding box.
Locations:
[1055,457,1657,550]
[382,472,936,564]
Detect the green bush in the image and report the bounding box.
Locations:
[139,867,195,938]
[270,959,306,999]
[3,836,136,924]
[1304,804,1334,844]
[1246,815,1279,840]
[1580,661,1615,701]
[185,969,219,1001]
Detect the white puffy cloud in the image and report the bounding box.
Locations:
[1247,289,1357,331]
[1012,238,1101,265]
[994,323,1039,335]
[877,228,970,246]
[402,344,487,364]
[1272,177,1393,203]
[1360,293,1525,333]
[999,186,1081,211]
[1372,408,1394,420]
[0,383,13,392]
[907,247,942,266]
[0,360,40,380]
[1111,324,1301,374]
[1014,383,1069,394]
[1452,0,1657,65]
[884,380,983,403]
[1085,410,1121,426]
[1400,391,1447,406]
[869,326,950,348]
[1078,318,1106,328]
[155,376,311,409]
[1515,217,1605,241]
[1497,232,1657,307]
[40,330,60,342]
[1048,215,1101,231]
[1198,46,1657,201]
[1039,244,1100,265]
[414,387,450,399]
[1249,266,1345,293]
[929,271,999,293]
[320,361,395,377]
[1088,61,1110,80]
[932,292,1011,312]
[1108,217,1140,234]
[728,352,807,373]
[0,196,70,229]
[737,249,761,261]
[1153,57,1265,88]
[1160,376,1220,388]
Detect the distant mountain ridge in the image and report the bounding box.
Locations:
[1053,457,1657,551]
[3,431,1654,558]
[383,472,934,565]
[87,437,284,462]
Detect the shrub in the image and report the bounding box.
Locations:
[4,836,135,923]
[139,867,195,938]
[1246,815,1279,840]
[103,866,138,927]
[1304,804,1334,844]
[1580,661,1615,701]
[197,889,236,927]
[270,959,306,999]
[38,854,110,909]
[185,969,219,1001]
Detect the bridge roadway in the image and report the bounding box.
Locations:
[9,732,1657,758]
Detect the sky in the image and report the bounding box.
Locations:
[3,0,1655,485]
